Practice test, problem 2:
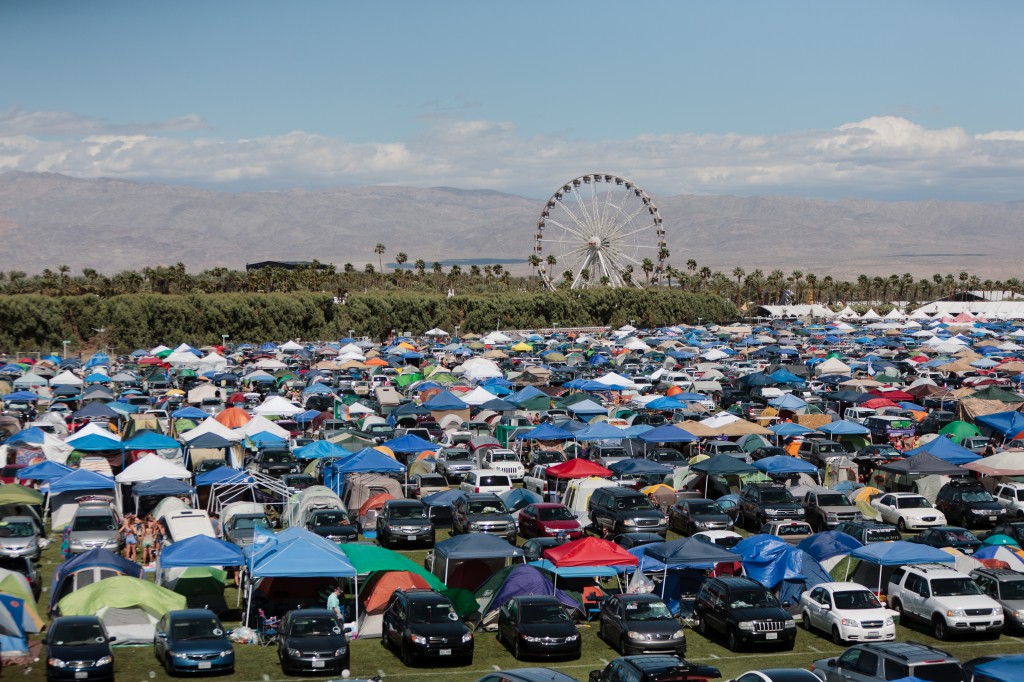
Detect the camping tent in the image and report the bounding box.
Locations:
[432,534,525,589]
[49,548,144,613]
[474,564,583,629]
[57,575,186,644]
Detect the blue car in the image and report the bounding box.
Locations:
[154,609,234,676]
[45,616,115,682]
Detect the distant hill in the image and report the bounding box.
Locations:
[1,171,1022,279]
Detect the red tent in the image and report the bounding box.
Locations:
[543,536,638,567]
[545,458,612,479]
[868,388,914,401]
[861,398,899,410]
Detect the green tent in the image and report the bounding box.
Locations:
[339,544,446,590]
[0,483,43,506]
[971,386,1024,403]
[58,575,186,644]
[166,566,228,614]
[393,372,423,388]
[939,420,982,444]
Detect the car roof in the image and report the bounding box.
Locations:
[496,668,578,682]
[169,608,219,620]
[386,499,425,507]
[52,615,103,626]
[286,608,336,617]
[613,593,663,603]
[850,641,956,661]
[971,567,1024,581]
[509,595,563,605]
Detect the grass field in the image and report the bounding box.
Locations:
[20,527,1024,682]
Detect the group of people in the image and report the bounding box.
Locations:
[120,513,163,566]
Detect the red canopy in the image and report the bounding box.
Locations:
[545,458,612,479]
[543,536,638,567]
[868,388,914,401]
[861,398,899,410]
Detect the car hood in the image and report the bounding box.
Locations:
[619,509,665,520]
[898,509,943,519]
[518,622,578,638]
[466,513,514,523]
[311,526,358,537]
[622,619,681,634]
[1000,599,1024,612]
[169,637,231,654]
[281,634,346,651]
[0,537,35,548]
[966,502,1005,512]
[833,607,891,621]
[691,513,732,524]
[47,643,112,661]
[70,531,117,541]
[730,607,789,621]
[386,519,432,529]
[535,519,581,531]
[817,505,860,514]
[764,503,803,512]
[930,596,997,610]
[410,622,468,638]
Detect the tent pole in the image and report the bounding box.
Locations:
[352,575,359,636]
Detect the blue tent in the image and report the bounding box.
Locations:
[170,406,209,419]
[690,455,758,476]
[16,460,72,482]
[902,435,980,465]
[607,459,673,476]
[976,411,1024,438]
[637,423,699,443]
[967,655,1024,682]
[195,467,253,486]
[753,455,819,475]
[644,397,687,410]
[734,535,833,606]
[122,431,181,451]
[380,434,440,453]
[477,564,582,620]
[293,440,351,460]
[49,469,115,493]
[324,449,405,494]
[567,399,608,417]
[574,421,627,441]
[133,477,195,497]
[6,427,45,447]
[159,534,244,568]
[249,530,356,578]
[422,390,469,411]
[514,423,574,441]
[507,385,550,406]
[850,540,955,565]
[50,548,143,612]
[1,391,40,402]
[421,488,464,508]
[769,393,808,410]
[769,422,816,437]
[500,488,543,513]
[796,530,863,562]
[818,420,870,436]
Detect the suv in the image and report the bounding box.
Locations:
[993,481,1024,518]
[935,480,1008,529]
[435,448,474,482]
[375,499,435,549]
[459,470,513,495]
[247,449,300,478]
[450,493,517,543]
[701,441,748,460]
[798,439,847,467]
[381,589,473,665]
[811,642,963,682]
[919,410,956,434]
[694,576,796,651]
[738,483,805,529]
[588,486,669,536]
[67,504,121,555]
[589,656,721,682]
[887,563,1003,639]
[803,489,861,532]
[970,567,1024,633]
[835,520,902,544]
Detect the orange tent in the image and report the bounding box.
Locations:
[362,571,431,614]
[365,357,389,367]
[215,406,251,428]
[358,492,395,518]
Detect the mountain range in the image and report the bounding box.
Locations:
[1,171,1022,280]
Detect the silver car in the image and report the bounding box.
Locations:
[0,516,41,560]
[68,505,121,555]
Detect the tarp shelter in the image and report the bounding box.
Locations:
[753,455,820,475]
[689,455,758,476]
[49,548,144,613]
[515,423,574,441]
[974,411,1024,438]
[57,575,186,644]
[544,536,638,568]
[902,436,980,465]
[733,535,832,607]
[797,531,864,565]
[637,423,699,444]
[877,452,965,477]
[432,533,525,589]
[967,655,1024,682]
[15,459,72,482]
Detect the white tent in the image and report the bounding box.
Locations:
[165,351,201,369]
[593,372,638,389]
[49,370,83,387]
[253,396,303,417]
[115,455,191,484]
[66,422,122,445]
[481,331,511,345]
[237,415,290,439]
[814,357,852,376]
[424,328,450,337]
[459,387,498,406]
[180,418,242,442]
[196,352,228,373]
[280,340,304,351]
[253,358,288,370]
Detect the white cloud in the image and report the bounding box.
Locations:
[2,111,1024,201]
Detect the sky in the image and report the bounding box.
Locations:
[2,1,1024,201]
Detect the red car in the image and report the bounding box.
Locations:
[518,503,583,540]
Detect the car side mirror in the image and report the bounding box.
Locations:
[107,636,117,643]
[826,659,836,668]
[157,632,167,639]
[820,603,831,610]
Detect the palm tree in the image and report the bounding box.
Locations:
[805,273,817,304]
[415,259,426,283]
[686,259,697,273]
[641,259,654,286]
[374,243,386,276]
[527,254,541,281]
[395,252,408,272]
[732,267,745,304]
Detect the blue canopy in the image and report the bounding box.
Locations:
[246,432,289,449]
[422,390,469,411]
[818,420,870,436]
[1,391,40,402]
[690,455,758,476]
[507,385,550,407]
[567,399,607,416]
[122,431,181,451]
[753,455,819,475]
[768,369,806,385]
[16,460,72,482]
[133,477,195,497]
[171,406,210,419]
[515,423,574,441]
[293,440,350,460]
[968,655,1024,682]
[49,469,115,493]
[768,422,816,436]
[6,427,45,447]
[902,435,980,465]
[249,529,356,578]
[328,448,405,474]
[769,393,808,410]
[637,423,699,443]
[850,540,956,565]
[195,467,253,486]
[645,537,741,568]
[434,533,524,561]
[796,530,863,561]
[975,411,1024,438]
[380,434,440,453]
[607,459,673,476]
[574,421,627,441]
[159,535,244,568]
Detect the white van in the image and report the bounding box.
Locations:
[561,477,618,526]
[160,509,217,546]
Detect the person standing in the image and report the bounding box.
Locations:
[326,586,344,621]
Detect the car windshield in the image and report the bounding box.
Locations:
[865,527,902,542]
[172,617,222,640]
[818,443,844,453]
[411,602,458,623]
[654,452,684,462]
[287,476,315,488]
[832,590,881,610]
[940,529,978,544]
[263,453,292,464]
[72,515,115,531]
[445,450,471,461]
[616,496,653,510]
[688,502,724,515]
[714,444,743,454]
[289,616,340,636]
[536,452,563,464]
[537,506,575,521]
[51,621,106,646]
[468,501,506,515]
[312,512,349,526]
[491,451,518,462]
[909,663,963,682]
[0,522,34,538]
[521,603,569,623]
[897,497,931,509]
[961,490,995,503]
[623,601,673,621]
[930,577,982,597]
[817,494,850,507]
[233,516,270,530]
[417,476,446,486]
[761,489,795,504]
[729,590,778,609]
[712,535,741,549]
[390,506,427,520]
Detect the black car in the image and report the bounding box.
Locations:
[305,509,359,543]
[598,593,687,656]
[497,595,581,660]
[987,521,1024,545]
[936,480,1008,529]
[381,589,473,665]
[521,537,570,562]
[281,473,317,494]
[376,499,435,549]
[668,498,734,536]
[195,458,228,475]
[694,576,796,651]
[589,655,721,682]
[0,555,41,600]
[645,448,688,467]
[750,446,789,462]
[919,410,956,434]
[480,669,579,682]
[613,532,665,550]
[45,616,115,682]
[589,486,669,536]
[835,519,902,544]
[249,449,300,478]
[738,483,805,529]
[277,608,349,675]
[908,526,983,555]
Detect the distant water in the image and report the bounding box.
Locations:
[387,258,527,267]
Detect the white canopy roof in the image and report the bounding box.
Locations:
[50,369,82,387]
[253,396,303,416]
[180,417,242,442]
[116,455,191,483]
[66,422,121,444]
[237,415,290,439]
[459,386,499,406]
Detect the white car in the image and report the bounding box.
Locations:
[459,469,513,495]
[994,481,1024,518]
[871,492,947,531]
[799,582,896,644]
[888,564,1003,639]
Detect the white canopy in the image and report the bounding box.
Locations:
[116,455,191,484]
[50,370,82,387]
[180,418,242,442]
[253,396,303,416]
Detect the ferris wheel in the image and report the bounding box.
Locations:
[533,174,667,290]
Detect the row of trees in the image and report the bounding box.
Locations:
[0,259,1015,308]
[0,290,738,353]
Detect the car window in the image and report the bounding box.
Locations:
[833,590,881,610]
[623,600,672,621]
[838,649,860,670]
[1000,580,1024,600]
[884,660,909,680]
[856,651,879,675]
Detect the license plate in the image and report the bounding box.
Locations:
[312,661,325,668]
[198,662,212,670]
[990,517,997,522]
[406,535,416,540]
[439,648,452,655]
[974,625,987,632]
[75,674,88,680]
[765,633,778,640]
[866,632,880,638]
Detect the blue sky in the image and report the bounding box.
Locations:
[2,1,1023,200]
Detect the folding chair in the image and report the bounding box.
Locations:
[256,609,280,646]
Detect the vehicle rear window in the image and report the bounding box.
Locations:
[72,514,115,531]
[480,476,510,486]
[909,663,963,682]
[865,527,902,542]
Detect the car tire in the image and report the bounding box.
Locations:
[697,615,708,636]
[727,627,742,652]
[897,518,906,532]
[513,637,523,660]
[933,616,949,641]
[801,611,811,631]
[400,640,414,666]
[832,626,844,645]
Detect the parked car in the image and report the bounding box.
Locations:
[835,519,903,544]
[693,530,743,550]
[517,503,583,540]
[738,483,805,529]
[887,564,1003,639]
[305,509,358,543]
[436,448,475,482]
[935,480,1008,529]
[694,576,796,651]
[0,515,41,560]
[702,442,748,459]
[797,439,847,467]
[993,481,1024,518]
[668,498,734,536]
[907,526,982,555]
[750,446,789,462]
[381,589,473,665]
[154,608,235,675]
[521,536,570,562]
[450,493,517,542]
[810,642,963,682]
[799,582,895,645]
[919,411,957,434]
[280,473,317,495]
[482,668,579,682]
[497,595,581,660]
[731,670,820,682]
[970,567,1024,633]
[276,608,349,675]
[598,593,687,656]
[802,489,862,532]
[590,656,721,682]
[589,486,669,536]
[0,555,40,600]
[247,449,300,478]
[376,499,435,548]
[406,473,449,499]
[986,521,1024,545]
[45,615,115,682]
[612,532,665,550]
[854,444,902,461]
[870,492,947,531]
[67,503,121,555]
[760,520,814,545]
[645,448,688,467]
[460,469,513,495]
